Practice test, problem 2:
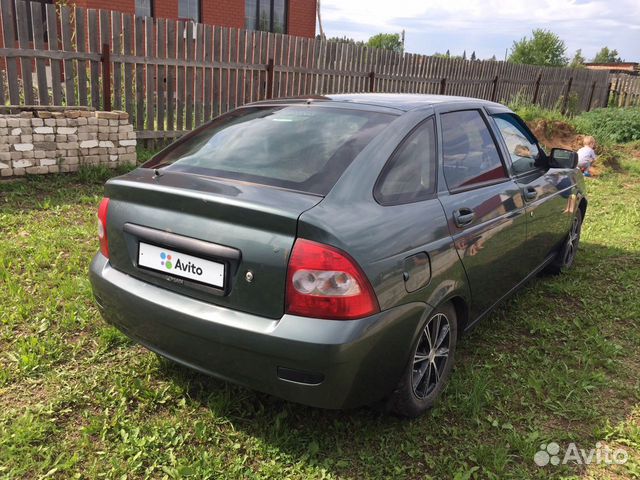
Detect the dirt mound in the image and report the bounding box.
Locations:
[527,120,583,151]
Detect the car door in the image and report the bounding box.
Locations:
[436,108,528,320]
[490,112,574,270]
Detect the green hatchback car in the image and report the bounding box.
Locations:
[90,94,586,417]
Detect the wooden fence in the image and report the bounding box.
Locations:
[0,0,611,145]
[609,75,640,107]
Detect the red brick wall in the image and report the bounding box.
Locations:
[59,0,316,37]
[74,0,135,14]
[203,0,244,29]
[288,0,316,38]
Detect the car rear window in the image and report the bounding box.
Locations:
[144,105,395,195]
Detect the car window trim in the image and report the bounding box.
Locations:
[374,115,439,206]
[447,176,512,195]
[437,108,511,193]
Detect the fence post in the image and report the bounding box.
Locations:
[439,78,446,95]
[604,81,613,108]
[369,71,376,93]
[561,76,573,114]
[586,81,597,111]
[490,75,499,102]
[101,43,111,111]
[266,58,274,99]
[532,71,543,105]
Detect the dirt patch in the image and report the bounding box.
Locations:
[527,120,583,151]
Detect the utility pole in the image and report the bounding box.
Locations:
[317,0,325,39]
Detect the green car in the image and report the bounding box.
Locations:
[90,94,586,417]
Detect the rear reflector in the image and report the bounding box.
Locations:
[97,197,110,258]
[285,239,379,320]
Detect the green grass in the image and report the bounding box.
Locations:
[1,152,639,479]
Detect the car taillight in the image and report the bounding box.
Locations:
[97,197,110,258]
[285,239,379,320]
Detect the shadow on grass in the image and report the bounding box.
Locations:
[150,240,639,478]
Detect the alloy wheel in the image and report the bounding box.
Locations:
[563,214,581,266]
[412,313,451,399]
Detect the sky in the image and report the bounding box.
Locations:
[318,0,640,62]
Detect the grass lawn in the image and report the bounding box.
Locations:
[1,154,639,479]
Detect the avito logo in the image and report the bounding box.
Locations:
[160,252,203,276]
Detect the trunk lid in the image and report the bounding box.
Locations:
[104,169,322,319]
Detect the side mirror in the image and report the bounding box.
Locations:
[549,148,578,169]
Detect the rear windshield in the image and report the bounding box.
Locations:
[144,105,395,195]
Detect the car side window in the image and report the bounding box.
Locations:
[492,113,541,174]
[375,117,437,205]
[441,110,507,190]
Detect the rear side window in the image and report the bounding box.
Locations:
[441,110,507,190]
[375,117,437,204]
[144,106,394,195]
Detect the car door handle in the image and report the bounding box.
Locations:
[453,208,475,227]
[524,187,537,201]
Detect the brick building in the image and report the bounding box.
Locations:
[71,0,317,37]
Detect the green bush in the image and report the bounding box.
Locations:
[573,107,640,145]
[507,93,568,123]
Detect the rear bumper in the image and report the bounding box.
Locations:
[89,254,431,409]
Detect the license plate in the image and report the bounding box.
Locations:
[138,242,225,288]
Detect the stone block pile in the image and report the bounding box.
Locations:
[0,109,137,177]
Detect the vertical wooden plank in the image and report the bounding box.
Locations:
[75,10,91,108]
[1,0,20,104]
[236,28,246,107]
[123,13,134,120]
[248,30,258,103]
[185,21,194,129]
[220,27,229,112]
[166,19,176,131]
[31,2,49,105]
[135,15,145,130]
[99,10,111,109]
[194,23,204,126]
[111,11,122,110]
[46,3,63,105]
[87,9,100,108]
[0,67,5,106]
[203,24,212,121]
[156,18,166,132]
[176,20,185,130]
[261,31,271,100]
[145,16,155,130]
[228,27,237,110]
[15,0,34,105]
[212,26,221,116]
[235,28,245,108]
[59,6,75,105]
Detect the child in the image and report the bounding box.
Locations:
[577,136,596,177]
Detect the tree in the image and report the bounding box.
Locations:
[508,29,568,67]
[593,47,622,63]
[470,51,477,61]
[569,49,586,68]
[367,33,404,54]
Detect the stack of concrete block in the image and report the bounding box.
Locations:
[0,109,137,178]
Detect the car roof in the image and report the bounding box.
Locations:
[248,93,507,112]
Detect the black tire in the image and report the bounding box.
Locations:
[387,302,458,418]
[545,209,583,275]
